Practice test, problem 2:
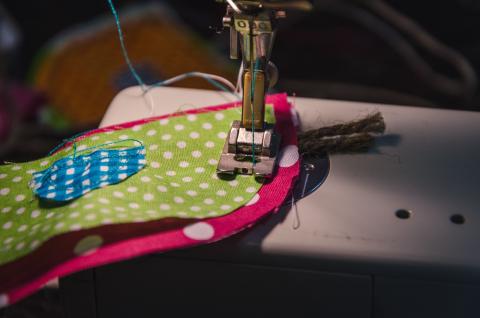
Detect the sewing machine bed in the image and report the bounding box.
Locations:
[60,87,480,318]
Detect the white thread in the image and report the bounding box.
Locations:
[226,0,242,13]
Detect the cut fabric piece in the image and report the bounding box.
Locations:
[0,105,272,266]
[30,142,146,202]
[0,93,299,307]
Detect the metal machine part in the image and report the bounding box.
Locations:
[217,1,311,178]
[287,155,330,203]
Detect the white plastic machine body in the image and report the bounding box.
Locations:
[60,86,480,318]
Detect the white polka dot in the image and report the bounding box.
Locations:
[246,187,256,193]
[204,198,214,205]
[174,196,184,203]
[132,125,142,131]
[91,135,100,140]
[141,176,151,183]
[159,118,169,125]
[85,213,96,221]
[161,134,172,141]
[100,208,110,214]
[163,151,173,159]
[217,132,227,139]
[207,211,218,217]
[149,144,159,151]
[215,113,225,120]
[177,211,188,217]
[208,159,218,165]
[144,193,154,201]
[0,174,6,179]
[195,167,205,173]
[234,196,244,202]
[15,194,26,202]
[186,190,197,196]
[55,222,65,229]
[40,160,49,166]
[279,145,299,167]
[187,114,197,121]
[246,193,260,206]
[15,242,25,250]
[102,219,113,225]
[229,180,238,187]
[191,150,202,158]
[77,145,87,151]
[1,207,11,213]
[216,190,227,196]
[190,206,201,212]
[30,210,40,218]
[129,202,140,209]
[183,222,215,240]
[166,170,176,176]
[199,183,209,189]
[3,237,13,244]
[205,141,215,148]
[202,122,212,130]
[70,224,82,231]
[179,161,189,168]
[119,134,129,140]
[113,191,124,198]
[26,169,36,174]
[221,205,232,210]
[177,141,187,149]
[150,161,160,168]
[30,240,40,249]
[16,207,25,215]
[100,166,108,172]
[84,204,94,210]
[118,173,127,180]
[286,107,298,126]
[182,176,193,183]
[12,176,22,183]
[11,165,21,171]
[0,188,10,196]
[147,129,157,136]
[114,207,126,212]
[69,211,80,218]
[98,198,110,204]
[189,132,200,139]
[46,192,56,199]
[74,235,103,255]
[174,124,184,131]
[160,204,170,211]
[157,185,168,192]
[127,186,138,193]
[46,212,55,219]
[3,222,12,229]
[170,182,180,187]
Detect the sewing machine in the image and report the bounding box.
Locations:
[59,1,480,317]
[216,0,312,177]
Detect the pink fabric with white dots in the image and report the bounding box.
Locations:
[2,93,299,306]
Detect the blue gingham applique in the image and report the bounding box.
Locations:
[30,145,146,201]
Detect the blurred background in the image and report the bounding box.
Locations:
[0,0,479,316]
[1,0,479,163]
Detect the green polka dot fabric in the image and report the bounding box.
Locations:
[0,106,274,266]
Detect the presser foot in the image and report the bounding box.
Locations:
[217,120,281,178]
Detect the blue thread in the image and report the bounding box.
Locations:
[48,130,93,156]
[106,0,236,95]
[107,0,145,88]
[250,59,260,165]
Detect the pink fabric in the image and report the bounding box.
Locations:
[2,93,299,306]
